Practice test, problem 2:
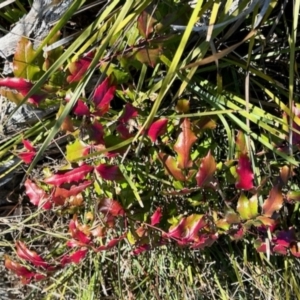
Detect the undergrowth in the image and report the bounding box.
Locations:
[1,0,300,299]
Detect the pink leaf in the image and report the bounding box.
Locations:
[67,50,95,83]
[18,152,35,164]
[147,118,168,142]
[95,164,124,181]
[119,103,138,123]
[44,164,94,186]
[235,153,254,190]
[93,77,116,115]
[150,207,162,226]
[23,140,35,151]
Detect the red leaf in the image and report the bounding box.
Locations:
[73,99,90,116]
[18,152,36,164]
[69,217,91,245]
[44,164,94,186]
[54,180,92,198]
[61,248,88,266]
[96,236,124,251]
[99,198,125,217]
[119,103,138,123]
[16,241,49,268]
[147,118,168,142]
[95,164,124,181]
[235,153,254,190]
[196,151,216,187]
[262,185,283,217]
[116,123,133,139]
[93,77,116,116]
[5,256,46,284]
[191,233,218,249]
[82,120,105,145]
[150,207,162,226]
[133,244,151,255]
[67,50,95,83]
[174,118,197,169]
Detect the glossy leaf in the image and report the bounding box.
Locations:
[134,47,162,68]
[196,151,216,187]
[150,207,162,226]
[235,153,254,190]
[44,164,94,186]
[95,164,124,181]
[290,242,300,257]
[137,10,156,39]
[279,165,291,185]
[237,193,258,220]
[262,185,283,217]
[73,99,90,116]
[92,77,116,116]
[13,37,44,80]
[67,50,95,83]
[99,198,125,217]
[236,130,247,155]
[225,210,240,224]
[24,179,52,210]
[176,99,190,113]
[147,118,168,142]
[96,236,125,251]
[167,214,207,243]
[174,118,197,169]
[61,249,88,265]
[23,140,35,152]
[5,256,45,285]
[116,123,133,139]
[0,77,46,105]
[16,241,49,268]
[69,217,91,245]
[54,180,92,198]
[119,103,138,123]
[287,190,300,202]
[18,152,36,164]
[158,152,185,181]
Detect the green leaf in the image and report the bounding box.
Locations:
[13,37,44,80]
[237,193,258,220]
